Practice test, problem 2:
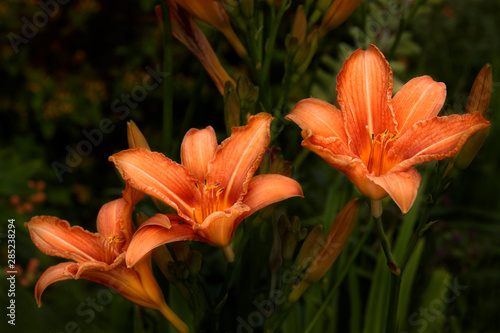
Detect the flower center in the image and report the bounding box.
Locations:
[192,180,226,224]
[366,129,398,176]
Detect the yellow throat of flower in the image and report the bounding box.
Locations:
[366,129,398,176]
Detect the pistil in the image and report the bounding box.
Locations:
[367,129,398,176]
[192,180,225,223]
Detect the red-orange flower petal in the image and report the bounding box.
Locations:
[109,148,198,220]
[192,203,250,248]
[368,169,421,213]
[207,112,273,205]
[389,113,490,172]
[25,216,113,264]
[393,75,446,134]
[336,44,397,159]
[34,262,74,306]
[181,126,218,180]
[126,214,205,267]
[241,174,304,219]
[285,98,348,145]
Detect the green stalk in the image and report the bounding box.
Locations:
[160,1,174,155]
[372,214,400,275]
[388,0,428,59]
[260,0,289,110]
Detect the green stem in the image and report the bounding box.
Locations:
[372,214,400,275]
[160,1,173,155]
[387,273,401,333]
[371,205,400,333]
[388,0,428,59]
[399,197,433,269]
[260,0,289,110]
[304,220,374,333]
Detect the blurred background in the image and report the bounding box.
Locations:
[1,0,499,332]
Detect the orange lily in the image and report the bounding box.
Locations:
[25,187,189,333]
[286,44,489,214]
[158,2,236,95]
[169,0,247,58]
[109,113,303,263]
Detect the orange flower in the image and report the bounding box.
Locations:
[159,2,236,95]
[286,44,489,214]
[109,113,303,263]
[25,187,188,333]
[170,0,247,58]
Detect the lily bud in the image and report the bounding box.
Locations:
[291,5,306,45]
[187,251,202,276]
[465,64,492,115]
[127,121,151,150]
[236,76,259,117]
[294,224,325,272]
[170,242,190,261]
[224,81,241,135]
[319,0,361,36]
[240,0,254,18]
[288,198,359,302]
[448,64,492,173]
[165,3,236,95]
[171,0,248,58]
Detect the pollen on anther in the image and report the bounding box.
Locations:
[216,188,225,196]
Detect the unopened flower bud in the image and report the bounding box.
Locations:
[187,251,202,276]
[447,64,492,173]
[224,81,241,135]
[240,0,254,18]
[291,5,306,45]
[127,121,151,150]
[319,0,361,35]
[294,224,324,272]
[288,198,358,302]
[465,64,492,115]
[170,242,190,262]
[237,77,259,117]
[282,226,298,261]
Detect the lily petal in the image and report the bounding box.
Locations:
[302,133,388,200]
[34,262,74,306]
[208,113,273,205]
[389,113,490,172]
[181,126,218,180]
[192,203,250,248]
[97,199,128,245]
[71,264,161,309]
[241,174,304,220]
[126,214,205,267]
[337,44,397,157]
[368,169,421,214]
[301,131,358,173]
[393,76,446,134]
[25,216,112,263]
[110,148,198,220]
[286,98,348,145]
